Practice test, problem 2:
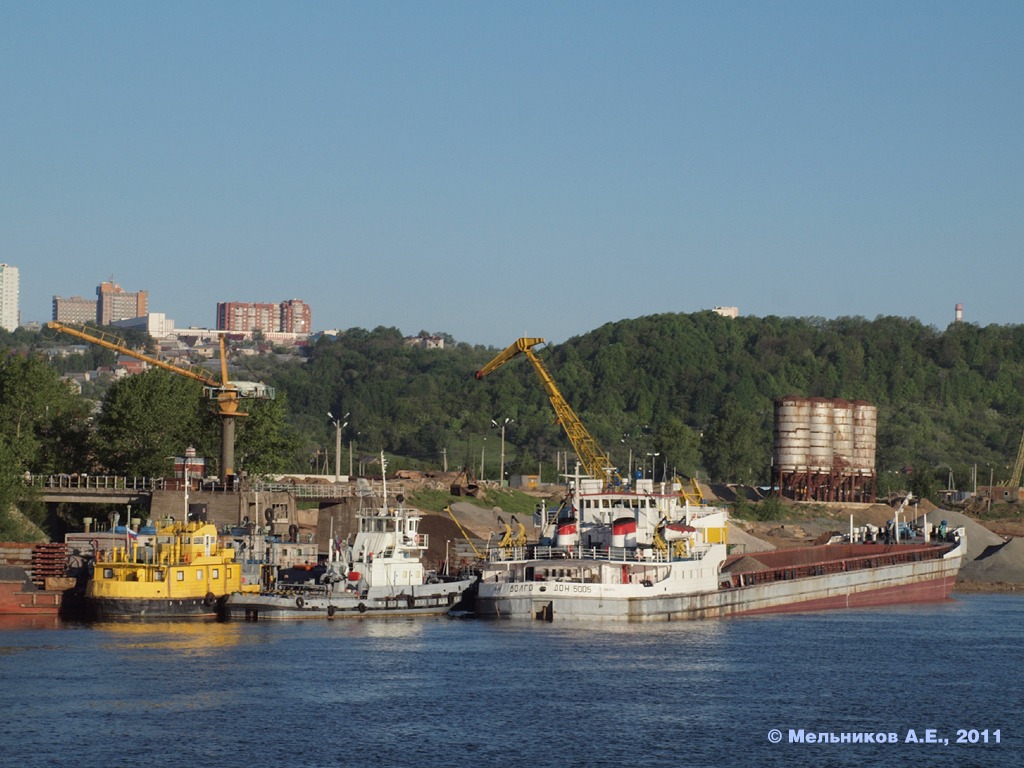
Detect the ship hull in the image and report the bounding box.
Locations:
[89,596,221,621]
[476,543,963,622]
[0,582,64,616]
[224,580,475,621]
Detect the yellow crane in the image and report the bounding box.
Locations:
[475,337,619,485]
[47,321,275,484]
[1010,429,1024,490]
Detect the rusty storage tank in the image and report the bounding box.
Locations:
[773,396,811,472]
[832,399,854,471]
[808,397,834,473]
[852,400,878,475]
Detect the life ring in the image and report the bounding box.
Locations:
[204,592,216,607]
[327,605,336,617]
[357,602,367,614]
[295,596,305,608]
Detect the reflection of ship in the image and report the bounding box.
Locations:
[475,479,965,622]
[86,520,246,620]
[224,455,475,621]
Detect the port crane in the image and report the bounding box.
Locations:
[47,321,275,484]
[475,337,620,486]
[1010,429,1024,490]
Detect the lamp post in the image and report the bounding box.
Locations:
[492,418,512,487]
[328,411,349,482]
[647,452,660,481]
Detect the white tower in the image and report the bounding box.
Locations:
[0,264,19,331]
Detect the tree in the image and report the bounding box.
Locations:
[700,396,769,484]
[0,354,87,538]
[235,392,301,477]
[92,370,214,476]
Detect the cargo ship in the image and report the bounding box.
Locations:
[224,455,475,621]
[474,479,964,622]
[85,519,247,619]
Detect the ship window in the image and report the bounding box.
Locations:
[176,571,184,581]
[155,570,164,580]
[212,568,219,579]
[103,568,113,579]
[196,569,204,580]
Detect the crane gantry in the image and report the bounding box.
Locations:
[475,337,620,486]
[47,321,274,484]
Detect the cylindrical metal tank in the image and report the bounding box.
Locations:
[774,396,811,471]
[852,401,877,475]
[808,398,834,473]
[832,399,854,470]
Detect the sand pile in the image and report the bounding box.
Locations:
[919,509,1005,563]
[727,522,776,553]
[959,536,1024,585]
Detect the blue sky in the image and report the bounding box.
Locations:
[3,2,1021,346]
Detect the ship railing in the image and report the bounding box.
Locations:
[723,545,949,589]
[484,543,712,564]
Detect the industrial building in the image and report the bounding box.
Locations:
[772,396,877,503]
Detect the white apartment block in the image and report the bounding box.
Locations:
[0,264,19,331]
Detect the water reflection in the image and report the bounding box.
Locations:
[96,620,247,654]
[0,614,64,632]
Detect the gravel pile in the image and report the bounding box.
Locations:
[727,522,776,553]
[959,536,1024,584]
[918,509,1005,562]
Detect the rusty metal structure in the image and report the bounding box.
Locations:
[772,396,877,502]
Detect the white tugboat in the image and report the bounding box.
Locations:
[224,454,476,620]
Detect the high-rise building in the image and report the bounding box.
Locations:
[0,264,19,331]
[216,299,312,334]
[217,302,279,333]
[97,281,148,325]
[53,295,98,325]
[279,299,311,334]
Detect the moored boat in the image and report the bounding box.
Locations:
[475,478,964,622]
[224,455,475,621]
[86,520,247,620]
[0,565,65,616]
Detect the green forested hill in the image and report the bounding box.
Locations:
[8,312,1024,494]
[264,313,1024,493]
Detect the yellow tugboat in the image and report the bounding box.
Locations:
[87,520,247,619]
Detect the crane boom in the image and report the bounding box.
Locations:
[47,321,274,482]
[47,321,220,386]
[475,337,618,485]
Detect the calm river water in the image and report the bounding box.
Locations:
[0,594,1020,768]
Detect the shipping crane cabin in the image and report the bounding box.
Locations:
[475,337,621,487]
[47,322,274,486]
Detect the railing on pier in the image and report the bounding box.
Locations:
[28,474,405,500]
[27,474,166,492]
[249,480,405,500]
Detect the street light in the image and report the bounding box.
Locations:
[646,452,660,481]
[492,417,512,487]
[328,411,349,482]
